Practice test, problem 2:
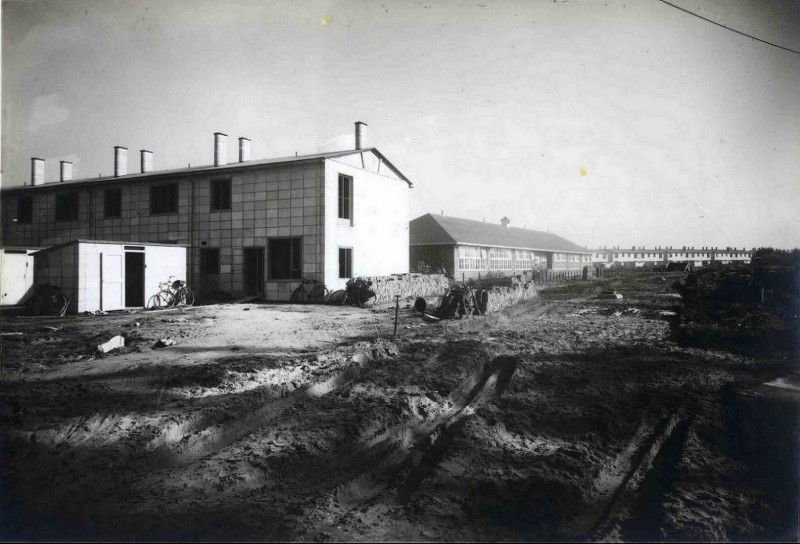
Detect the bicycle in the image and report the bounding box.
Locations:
[24,284,70,316]
[290,278,329,304]
[147,276,195,309]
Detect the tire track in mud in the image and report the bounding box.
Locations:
[569,407,694,541]
[334,355,521,510]
[142,365,361,468]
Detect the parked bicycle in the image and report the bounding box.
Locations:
[290,278,329,304]
[147,276,195,309]
[24,284,70,316]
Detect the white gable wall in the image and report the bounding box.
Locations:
[324,157,409,291]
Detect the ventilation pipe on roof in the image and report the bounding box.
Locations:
[214,132,227,166]
[60,161,73,182]
[500,217,511,228]
[355,121,368,150]
[239,137,250,162]
[31,158,44,185]
[114,146,128,177]
[140,150,154,173]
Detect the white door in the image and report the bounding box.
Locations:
[101,253,124,311]
[0,252,33,306]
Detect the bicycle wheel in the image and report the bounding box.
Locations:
[326,289,347,305]
[290,285,307,303]
[182,287,195,307]
[309,284,329,303]
[43,294,69,316]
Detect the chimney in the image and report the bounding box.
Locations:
[31,158,45,185]
[238,137,251,162]
[500,216,511,228]
[140,150,154,173]
[114,146,128,177]
[214,132,227,166]
[355,121,368,150]
[60,161,73,182]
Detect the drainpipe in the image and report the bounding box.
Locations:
[189,178,196,290]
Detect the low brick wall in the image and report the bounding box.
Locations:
[484,281,537,313]
[365,273,451,304]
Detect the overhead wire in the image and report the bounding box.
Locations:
[656,0,800,56]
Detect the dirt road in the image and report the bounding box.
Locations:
[2,274,798,541]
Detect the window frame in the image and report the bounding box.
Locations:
[104,188,122,218]
[17,196,33,224]
[210,178,232,211]
[339,247,352,279]
[54,191,80,222]
[337,173,353,222]
[268,237,303,280]
[150,183,179,215]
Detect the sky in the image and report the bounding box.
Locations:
[2,0,799,249]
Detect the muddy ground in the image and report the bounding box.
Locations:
[1,272,798,542]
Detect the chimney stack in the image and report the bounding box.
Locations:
[214,132,227,166]
[239,137,251,162]
[114,146,128,177]
[60,161,73,182]
[140,150,154,173]
[31,158,45,186]
[355,121,368,150]
[500,216,511,228]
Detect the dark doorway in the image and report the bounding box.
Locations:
[244,248,265,295]
[125,252,145,307]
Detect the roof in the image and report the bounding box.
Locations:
[410,214,590,254]
[2,148,411,193]
[33,239,188,255]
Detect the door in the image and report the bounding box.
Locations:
[244,248,265,295]
[125,252,145,307]
[100,253,124,311]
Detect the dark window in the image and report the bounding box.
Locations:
[338,174,352,220]
[17,197,32,224]
[210,178,231,211]
[150,183,178,214]
[55,192,80,221]
[269,238,302,280]
[201,249,220,274]
[104,189,122,218]
[339,248,352,279]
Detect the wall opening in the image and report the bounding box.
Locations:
[244,248,265,295]
[125,251,145,307]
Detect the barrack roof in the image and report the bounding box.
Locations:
[410,213,590,254]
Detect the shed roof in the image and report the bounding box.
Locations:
[33,239,189,255]
[410,214,590,254]
[2,148,411,193]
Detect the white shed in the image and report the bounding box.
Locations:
[0,248,41,306]
[33,240,187,313]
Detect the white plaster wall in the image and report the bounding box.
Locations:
[323,158,409,291]
[144,246,187,304]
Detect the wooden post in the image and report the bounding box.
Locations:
[393,295,401,338]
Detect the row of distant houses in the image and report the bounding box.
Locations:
[0,122,595,312]
[590,246,753,268]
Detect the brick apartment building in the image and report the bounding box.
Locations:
[1,122,412,303]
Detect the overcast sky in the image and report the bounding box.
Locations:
[3,0,799,249]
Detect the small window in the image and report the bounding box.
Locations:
[150,183,178,214]
[104,189,122,218]
[210,178,231,211]
[17,197,32,224]
[55,191,80,221]
[201,249,220,274]
[269,237,302,280]
[339,247,352,279]
[338,174,352,221]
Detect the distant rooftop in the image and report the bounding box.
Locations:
[410,214,590,254]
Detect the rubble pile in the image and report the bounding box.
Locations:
[366,273,451,304]
[672,249,799,358]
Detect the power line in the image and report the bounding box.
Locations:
[656,0,800,56]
